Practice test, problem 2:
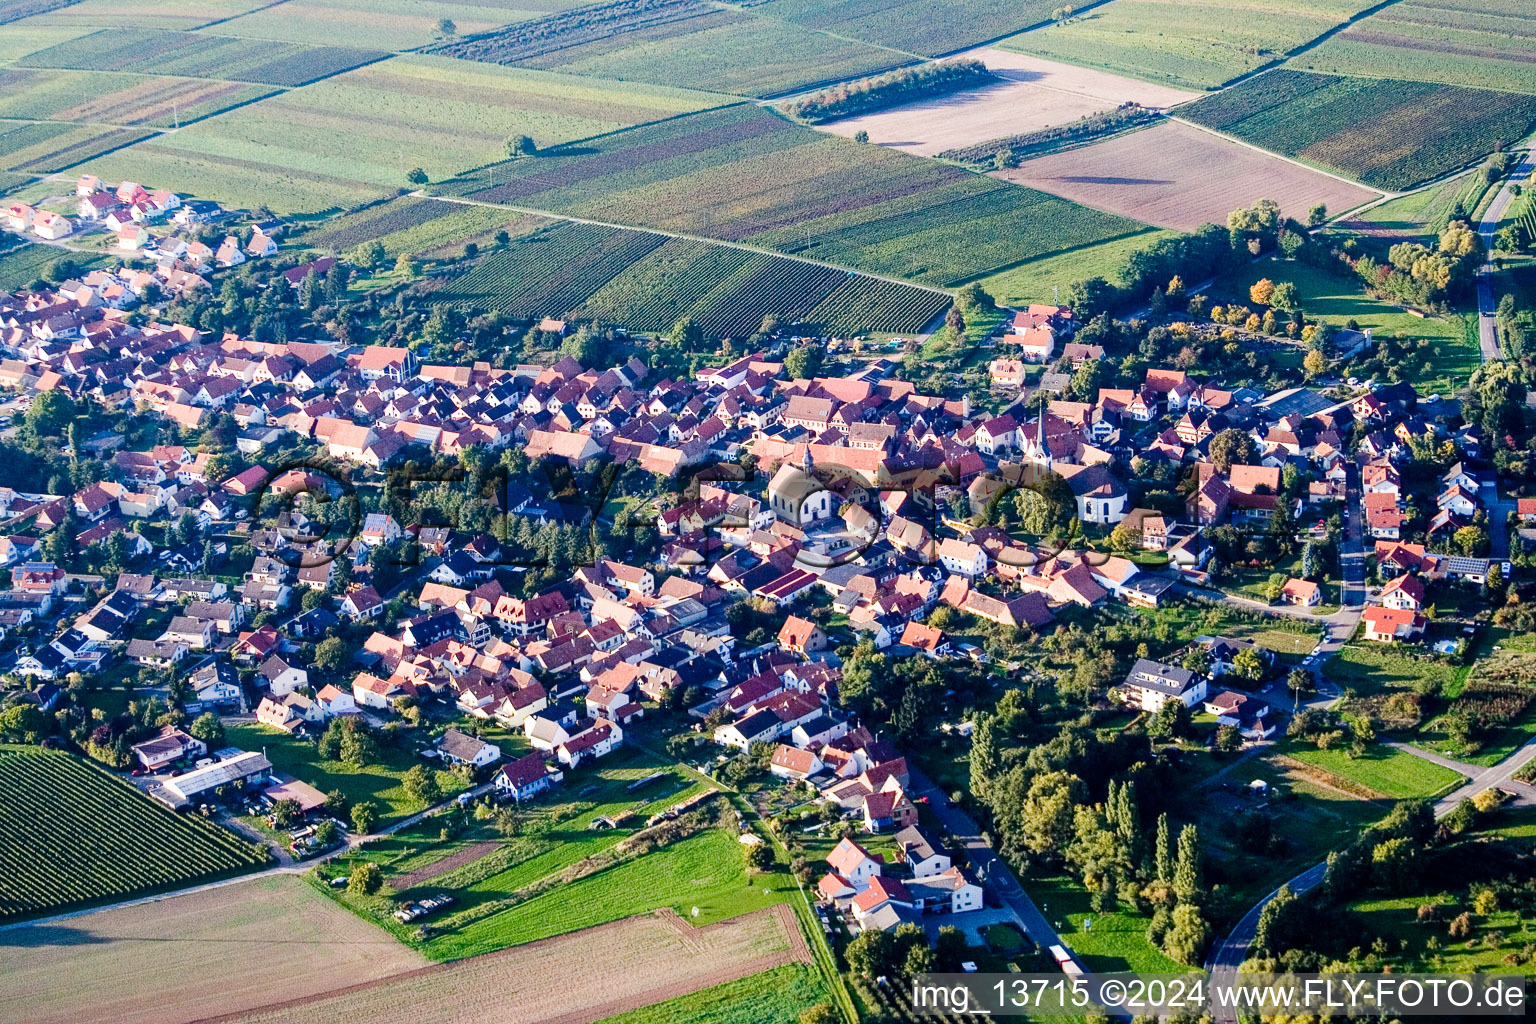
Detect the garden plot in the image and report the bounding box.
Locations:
[993,119,1380,230]
[0,875,426,1024]
[811,49,1198,157]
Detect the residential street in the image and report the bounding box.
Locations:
[1476,149,1532,361]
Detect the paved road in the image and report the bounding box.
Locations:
[1476,149,1532,361]
[1206,731,1536,1022]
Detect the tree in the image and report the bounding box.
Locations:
[434,16,456,36]
[844,929,895,977]
[1154,813,1173,883]
[746,840,775,872]
[800,1006,841,1024]
[1232,647,1265,682]
[1453,525,1489,557]
[0,705,47,743]
[352,239,386,270]
[405,167,428,185]
[1172,823,1203,902]
[313,819,339,847]
[348,861,382,895]
[784,344,823,380]
[1271,281,1301,312]
[1216,725,1242,753]
[324,788,351,819]
[1209,428,1256,473]
[314,636,347,672]
[350,801,378,834]
[507,134,537,157]
[1162,903,1210,965]
[189,711,224,746]
[853,130,869,143]
[1249,278,1276,305]
[402,764,443,806]
[1022,770,1085,860]
[1307,203,1327,228]
[271,798,302,827]
[395,253,419,278]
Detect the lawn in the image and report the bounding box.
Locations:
[593,964,828,1024]
[1325,643,1463,697]
[1181,749,1390,909]
[1210,256,1477,394]
[1279,740,1464,799]
[225,723,466,826]
[426,825,791,960]
[1023,873,1187,973]
[980,228,1178,306]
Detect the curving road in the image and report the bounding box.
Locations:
[1476,150,1532,361]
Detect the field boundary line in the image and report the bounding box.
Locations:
[173,905,807,1024]
[413,191,956,297]
[196,0,295,31]
[1166,115,1394,197]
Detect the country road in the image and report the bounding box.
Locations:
[1476,149,1532,361]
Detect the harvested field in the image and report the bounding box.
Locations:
[214,905,809,1024]
[994,119,1379,231]
[0,874,427,1024]
[813,48,1198,157]
[0,68,274,129]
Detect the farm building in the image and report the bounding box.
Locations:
[156,751,272,809]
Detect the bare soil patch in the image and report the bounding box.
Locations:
[203,905,809,1024]
[813,49,1198,157]
[993,119,1381,230]
[0,875,427,1024]
[393,841,502,891]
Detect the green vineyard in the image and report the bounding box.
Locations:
[0,750,269,920]
[435,221,950,336]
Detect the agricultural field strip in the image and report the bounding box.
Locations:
[417,192,953,296]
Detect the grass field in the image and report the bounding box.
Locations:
[1210,256,1477,394]
[1288,0,1536,97]
[980,228,1177,304]
[18,28,387,86]
[593,964,827,1024]
[1184,749,1388,907]
[213,0,551,50]
[1024,873,1187,973]
[1280,740,1464,799]
[225,723,466,826]
[0,874,427,1024]
[0,749,268,920]
[92,57,731,196]
[1347,170,1492,246]
[1182,69,1536,191]
[440,103,1143,287]
[0,120,156,173]
[0,24,91,60]
[1323,642,1464,697]
[998,0,1382,90]
[430,0,909,99]
[0,67,276,128]
[431,826,790,960]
